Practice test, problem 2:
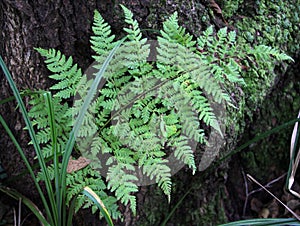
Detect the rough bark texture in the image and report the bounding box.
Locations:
[0,0,97,201]
[0,0,298,225]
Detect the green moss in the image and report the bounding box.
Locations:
[220,0,245,19]
[222,1,300,180]
[235,0,300,52]
[240,64,300,180]
[188,188,227,225]
[221,1,299,118]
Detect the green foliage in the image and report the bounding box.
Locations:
[35,48,84,100]
[28,4,292,220]
[90,10,116,62]
[0,51,117,226]
[37,164,120,219]
[234,0,300,51]
[220,1,299,120]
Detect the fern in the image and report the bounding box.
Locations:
[90,10,116,62]
[106,162,138,214]
[142,158,172,195]
[37,164,121,220]
[28,92,71,158]
[121,4,142,42]
[29,5,293,220]
[168,135,196,173]
[247,44,293,61]
[196,26,245,86]
[35,48,83,99]
[160,12,196,49]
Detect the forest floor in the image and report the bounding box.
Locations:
[226,155,300,222]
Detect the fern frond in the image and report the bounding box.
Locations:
[168,135,196,173]
[158,81,207,143]
[65,167,121,219]
[36,48,83,99]
[120,4,142,42]
[106,162,138,214]
[119,5,150,74]
[248,44,294,62]
[196,26,246,87]
[142,158,172,196]
[183,88,221,134]
[160,12,196,49]
[91,10,116,62]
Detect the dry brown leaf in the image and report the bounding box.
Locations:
[67,156,91,173]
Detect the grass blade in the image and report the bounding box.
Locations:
[287,110,300,198]
[0,185,50,226]
[83,187,114,226]
[0,56,55,225]
[59,39,125,225]
[61,39,124,177]
[219,218,300,226]
[43,92,60,222]
[0,113,53,224]
[66,196,78,226]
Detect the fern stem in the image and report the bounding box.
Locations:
[99,76,171,131]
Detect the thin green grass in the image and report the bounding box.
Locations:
[219,218,300,226]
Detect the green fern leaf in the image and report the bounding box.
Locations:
[107,162,138,214]
[90,10,116,62]
[248,44,294,61]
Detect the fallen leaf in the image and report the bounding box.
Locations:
[67,156,91,173]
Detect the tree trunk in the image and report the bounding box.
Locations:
[0,0,298,225]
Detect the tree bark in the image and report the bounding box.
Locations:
[0,0,298,225]
[0,0,96,200]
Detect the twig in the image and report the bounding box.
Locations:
[247,174,300,221]
[13,207,16,226]
[242,170,286,216]
[18,198,21,226]
[242,168,249,216]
